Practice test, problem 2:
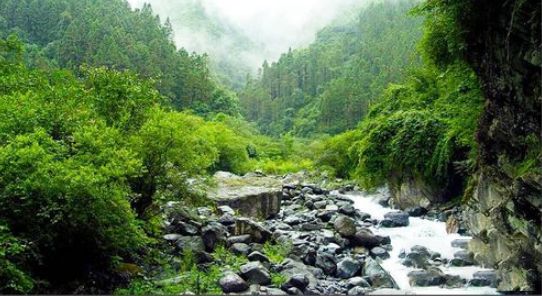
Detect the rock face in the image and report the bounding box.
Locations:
[388,175,442,209]
[209,171,282,220]
[456,0,541,292]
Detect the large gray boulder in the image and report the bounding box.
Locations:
[363,258,397,289]
[336,257,361,279]
[239,261,271,285]
[209,172,282,219]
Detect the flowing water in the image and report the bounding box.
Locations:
[341,189,499,295]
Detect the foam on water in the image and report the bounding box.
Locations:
[341,189,499,295]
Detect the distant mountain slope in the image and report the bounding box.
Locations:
[239,0,423,136]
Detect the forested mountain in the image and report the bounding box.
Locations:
[239,0,422,136]
[0,0,239,116]
[133,0,263,90]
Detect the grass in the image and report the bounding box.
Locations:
[262,241,292,264]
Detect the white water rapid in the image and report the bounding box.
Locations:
[342,189,499,295]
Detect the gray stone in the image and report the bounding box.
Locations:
[247,251,270,263]
[283,274,310,291]
[201,222,228,252]
[316,252,337,276]
[469,270,498,288]
[370,247,390,259]
[218,213,236,226]
[450,250,476,266]
[230,243,251,256]
[407,268,446,287]
[176,236,205,253]
[235,218,272,243]
[351,229,387,249]
[219,273,249,293]
[363,258,397,289]
[451,239,470,249]
[402,252,428,268]
[348,286,369,295]
[163,234,182,242]
[347,277,371,289]
[406,206,428,217]
[227,235,252,246]
[336,257,361,279]
[382,211,409,227]
[334,215,357,237]
[239,261,271,285]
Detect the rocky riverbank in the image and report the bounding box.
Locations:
[158,172,499,295]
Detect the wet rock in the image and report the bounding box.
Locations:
[301,222,323,231]
[248,251,270,263]
[217,205,235,215]
[450,250,476,266]
[239,261,271,285]
[351,229,389,249]
[411,245,430,257]
[339,204,357,216]
[218,213,236,226]
[279,259,319,291]
[468,270,498,287]
[219,272,249,293]
[406,206,428,217]
[304,200,315,210]
[347,277,371,289]
[282,274,310,291]
[230,243,251,256]
[334,215,357,237]
[408,268,446,287]
[316,252,337,276]
[445,274,466,288]
[201,222,228,252]
[370,247,390,260]
[402,252,429,268]
[348,286,370,295]
[316,210,335,222]
[381,211,409,227]
[451,239,470,249]
[336,257,361,279]
[286,287,303,295]
[364,257,397,289]
[172,221,200,236]
[303,248,317,266]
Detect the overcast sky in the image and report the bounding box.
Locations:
[127,0,366,67]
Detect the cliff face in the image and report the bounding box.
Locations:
[460,0,541,292]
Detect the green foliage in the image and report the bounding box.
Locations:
[211,245,248,271]
[240,0,422,136]
[271,272,287,287]
[263,241,292,264]
[0,225,33,293]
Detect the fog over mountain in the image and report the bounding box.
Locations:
[127,0,367,87]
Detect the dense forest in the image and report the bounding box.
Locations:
[0,0,540,294]
[240,0,422,136]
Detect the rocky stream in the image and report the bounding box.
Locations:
[160,172,501,295]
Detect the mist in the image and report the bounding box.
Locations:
[127,0,368,71]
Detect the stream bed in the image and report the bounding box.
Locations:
[344,189,499,295]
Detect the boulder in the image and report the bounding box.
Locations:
[247,251,270,263]
[351,229,388,249]
[282,274,310,291]
[334,215,357,237]
[219,273,249,293]
[451,239,470,249]
[348,286,370,295]
[407,268,446,287]
[176,236,205,254]
[381,212,409,227]
[336,257,361,279]
[347,277,371,289]
[370,247,390,260]
[363,258,397,289]
[227,235,252,246]
[201,222,228,252]
[239,261,271,285]
[230,243,251,256]
[450,250,476,266]
[406,206,428,217]
[235,218,272,243]
[316,252,337,276]
[469,270,498,287]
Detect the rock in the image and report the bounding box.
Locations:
[173,221,200,236]
[364,258,397,289]
[279,259,319,290]
[282,274,310,291]
[230,243,251,256]
[210,172,282,219]
[469,270,498,287]
[176,236,205,254]
[450,250,476,266]
[217,205,235,215]
[304,200,315,210]
[247,251,270,263]
[451,239,470,249]
[445,274,466,288]
[382,212,409,227]
[370,247,390,259]
[239,261,271,285]
[336,258,361,279]
[316,210,335,222]
[201,222,228,252]
[301,222,323,231]
[351,229,388,249]
[334,216,357,237]
[347,277,371,289]
[219,273,249,293]
[303,248,317,266]
[316,252,337,276]
[227,235,252,246]
[410,245,430,256]
[402,252,429,268]
[339,204,356,216]
[407,268,446,287]
[286,287,303,295]
[163,234,183,242]
[284,215,304,225]
[314,201,328,209]
[218,213,236,226]
[235,218,272,243]
[348,286,369,295]
[406,206,428,217]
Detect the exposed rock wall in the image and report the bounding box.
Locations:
[459,0,541,292]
